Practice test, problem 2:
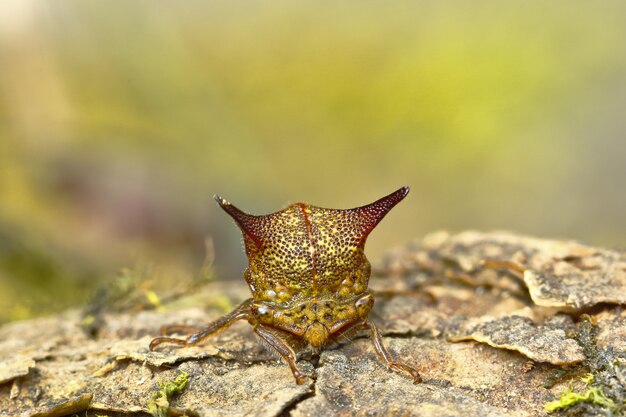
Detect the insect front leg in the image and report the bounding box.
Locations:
[253,324,308,385]
[159,324,203,336]
[149,298,254,351]
[365,319,422,384]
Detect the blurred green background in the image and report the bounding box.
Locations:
[1,1,625,323]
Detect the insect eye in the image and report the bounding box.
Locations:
[355,295,373,310]
[256,305,272,317]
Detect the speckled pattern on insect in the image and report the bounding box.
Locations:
[150,187,421,384]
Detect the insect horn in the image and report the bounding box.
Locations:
[214,195,264,247]
[348,186,410,242]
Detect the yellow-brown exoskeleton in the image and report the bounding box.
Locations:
[150,187,421,384]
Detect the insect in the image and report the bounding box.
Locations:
[150,187,421,384]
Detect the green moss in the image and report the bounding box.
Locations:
[143,289,163,310]
[544,384,615,412]
[80,314,96,329]
[544,316,626,414]
[147,370,189,417]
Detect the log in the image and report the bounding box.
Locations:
[1,231,625,417]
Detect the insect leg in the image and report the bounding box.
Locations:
[159,325,203,336]
[365,319,422,384]
[149,298,253,351]
[253,324,308,385]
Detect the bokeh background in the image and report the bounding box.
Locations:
[1,1,625,323]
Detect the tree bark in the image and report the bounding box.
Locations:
[1,231,625,417]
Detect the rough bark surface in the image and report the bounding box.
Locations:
[1,231,625,417]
